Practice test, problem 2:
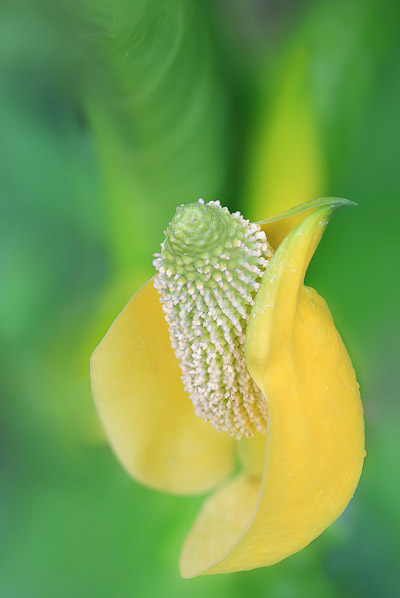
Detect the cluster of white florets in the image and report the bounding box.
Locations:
[153,199,273,439]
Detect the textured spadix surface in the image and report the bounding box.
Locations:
[154,200,273,438]
[179,205,365,576]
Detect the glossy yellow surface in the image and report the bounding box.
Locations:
[179,206,365,576]
[90,279,235,495]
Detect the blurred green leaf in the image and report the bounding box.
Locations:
[81,0,234,277]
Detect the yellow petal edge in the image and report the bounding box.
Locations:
[180,203,365,576]
[90,279,235,495]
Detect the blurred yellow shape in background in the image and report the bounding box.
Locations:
[247,48,325,247]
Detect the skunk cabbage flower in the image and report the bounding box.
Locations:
[90,198,365,578]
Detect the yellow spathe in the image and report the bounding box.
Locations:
[90,279,235,495]
[90,199,365,577]
[179,206,365,576]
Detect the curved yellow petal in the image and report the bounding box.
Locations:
[180,205,365,576]
[180,475,260,576]
[90,279,235,495]
[257,197,357,250]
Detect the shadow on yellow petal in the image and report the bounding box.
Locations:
[90,279,235,495]
[237,432,266,479]
[180,203,365,577]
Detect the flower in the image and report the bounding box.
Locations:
[90,198,365,578]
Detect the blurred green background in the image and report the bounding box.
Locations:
[1,0,399,596]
